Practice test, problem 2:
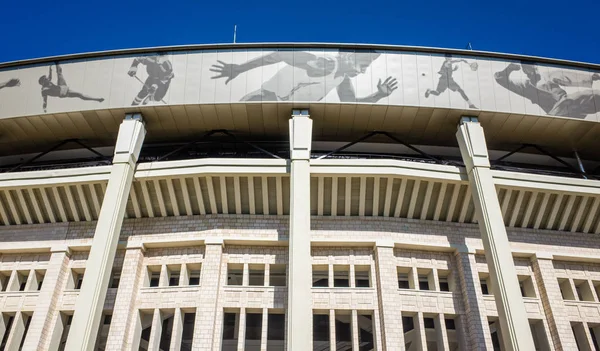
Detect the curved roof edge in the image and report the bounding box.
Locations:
[1,42,599,71]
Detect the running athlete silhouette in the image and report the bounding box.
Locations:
[0,78,20,90]
[210,51,397,102]
[128,55,174,105]
[494,63,600,119]
[38,64,104,113]
[425,54,478,108]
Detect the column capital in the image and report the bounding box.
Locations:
[456,118,490,172]
[289,110,313,161]
[374,239,395,248]
[50,244,71,256]
[204,237,224,246]
[113,114,147,167]
[532,252,554,260]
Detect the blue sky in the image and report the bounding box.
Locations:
[1,0,599,64]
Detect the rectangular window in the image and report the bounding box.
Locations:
[17,313,32,351]
[110,271,120,289]
[335,311,352,350]
[68,269,85,290]
[574,279,595,302]
[479,273,491,295]
[572,322,592,351]
[438,270,451,292]
[267,313,285,350]
[57,314,73,351]
[227,264,244,286]
[186,263,201,286]
[358,313,374,351]
[0,314,14,350]
[167,265,181,287]
[15,271,28,292]
[181,312,196,351]
[147,266,161,288]
[245,312,262,351]
[589,323,600,351]
[518,275,536,298]
[0,271,10,292]
[32,270,45,291]
[159,312,174,351]
[398,267,411,289]
[138,311,153,351]
[558,278,576,300]
[402,314,414,350]
[269,264,286,287]
[530,319,551,351]
[423,316,438,350]
[94,314,112,351]
[248,265,265,286]
[222,311,239,351]
[444,316,464,351]
[489,319,504,351]
[312,313,330,351]
[312,265,329,288]
[418,269,432,291]
[354,265,371,288]
[333,266,350,288]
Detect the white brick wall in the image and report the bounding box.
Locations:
[1,214,600,350]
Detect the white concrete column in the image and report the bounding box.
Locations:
[374,240,404,350]
[260,308,268,351]
[287,110,313,351]
[106,243,146,350]
[329,310,336,351]
[237,308,247,351]
[193,238,225,350]
[5,312,27,351]
[169,308,184,351]
[351,310,360,350]
[65,113,146,351]
[456,118,535,351]
[22,245,70,350]
[435,313,450,351]
[147,309,163,351]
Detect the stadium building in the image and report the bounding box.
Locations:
[0,43,599,351]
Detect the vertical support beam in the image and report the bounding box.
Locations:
[530,253,578,351]
[22,245,70,350]
[237,308,247,351]
[193,238,225,350]
[65,113,146,351]
[454,248,494,350]
[169,308,184,351]
[456,118,535,351]
[435,313,450,351]
[5,312,26,351]
[147,309,163,351]
[105,243,145,350]
[374,240,404,350]
[287,110,313,351]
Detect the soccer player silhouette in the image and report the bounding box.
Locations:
[494,62,600,118]
[128,55,174,105]
[425,54,478,109]
[210,51,397,102]
[38,63,104,113]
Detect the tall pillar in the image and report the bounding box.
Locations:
[456,118,535,351]
[193,238,225,351]
[454,248,494,350]
[287,109,313,351]
[65,113,146,351]
[531,254,578,350]
[374,240,404,350]
[22,245,70,350]
[105,243,145,350]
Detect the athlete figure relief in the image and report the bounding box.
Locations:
[210,51,398,102]
[494,62,600,118]
[38,63,104,113]
[128,55,174,105]
[425,54,479,109]
[0,78,20,90]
